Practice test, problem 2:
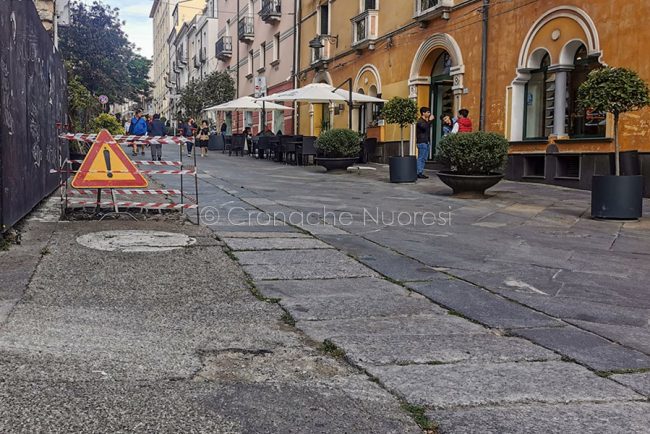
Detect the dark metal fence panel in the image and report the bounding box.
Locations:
[0,0,68,231]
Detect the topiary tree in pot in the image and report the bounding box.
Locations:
[577,67,650,219]
[315,128,361,171]
[436,132,509,197]
[382,97,419,183]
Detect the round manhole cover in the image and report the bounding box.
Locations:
[76,230,196,252]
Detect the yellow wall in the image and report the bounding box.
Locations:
[298,0,650,153]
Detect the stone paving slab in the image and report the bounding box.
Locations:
[567,320,650,355]
[503,293,650,328]
[428,402,650,434]
[367,361,643,409]
[235,249,358,265]
[257,277,445,311]
[513,326,650,372]
[406,279,562,329]
[610,372,650,397]
[278,292,434,321]
[319,234,443,282]
[326,333,560,367]
[297,314,488,342]
[222,237,333,251]
[236,249,379,279]
[215,232,310,239]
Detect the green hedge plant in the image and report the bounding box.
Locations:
[438,132,509,175]
[316,128,361,158]
[578,67,650,176]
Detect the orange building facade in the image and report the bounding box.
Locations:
[296,0,650,193]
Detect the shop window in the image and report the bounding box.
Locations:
[524,54,550,140]
[523,155,545,178]
[567,45,606,138]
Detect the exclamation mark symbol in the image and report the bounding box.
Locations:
[103,148,113,178]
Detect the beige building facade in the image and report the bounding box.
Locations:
[215,0,296,134]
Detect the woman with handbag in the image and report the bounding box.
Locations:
[197,120,210,157]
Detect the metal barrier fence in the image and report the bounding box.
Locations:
[0,0,68,231]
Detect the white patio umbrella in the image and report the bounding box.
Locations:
[203,96,290,112]
[257,83,386,133]
[203,96,292,133]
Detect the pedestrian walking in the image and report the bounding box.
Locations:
[197,120,210,158]
[183,119,194,157]
[452,108,473,133]
[128,109,148,156]
[415,107,434,179]
[149,114,166,161]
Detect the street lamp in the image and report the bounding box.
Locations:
[308,34,339,49]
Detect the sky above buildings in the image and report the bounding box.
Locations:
[79,0,154,59]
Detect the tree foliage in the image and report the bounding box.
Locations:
[89,113,124,135]
[578,67,650,175]
[179,79,205,120]
[382,97,419,128]
[67,73,101,133]
[381,97,419,156]
[179,72,236,120]
[59,1,152,105]
[578,67,650,116]
[438,132,509,175]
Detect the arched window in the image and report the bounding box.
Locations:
[524,54,550,139]
[567,45,605,137]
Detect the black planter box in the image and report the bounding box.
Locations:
[591,175,644,220]
[389,156,417,183]
[437,172,504,196]
[315,157,357,171]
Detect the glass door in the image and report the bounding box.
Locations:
[430,79,452,160]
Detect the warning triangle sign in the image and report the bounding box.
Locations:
[71,129,148,189]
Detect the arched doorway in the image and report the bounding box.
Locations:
[429,51,454,158]
[353,64,383,136]
[409,34,464,155]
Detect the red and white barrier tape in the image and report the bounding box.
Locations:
[67,189,183,196]
[50,169,196,175]
[65,159,183,166]
[64,200,198,210]
[59,133,194,144]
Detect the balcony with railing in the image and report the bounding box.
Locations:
[216,36,233,60]
[238,15,255,42]
[260,0,281,23]
[414,0,453,23]
[352,9,378,48]
[177,49,188,66]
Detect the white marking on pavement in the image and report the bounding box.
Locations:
[504,279,549,295]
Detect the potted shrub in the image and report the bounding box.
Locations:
[578,67,650,219]
[436,132,509,197]
[382,97,419,183]
[314,128,361,171]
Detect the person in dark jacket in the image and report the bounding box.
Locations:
[415,107,434,179]
[183,119,195,157]
[149,114,166,161]
[197,120,210,158]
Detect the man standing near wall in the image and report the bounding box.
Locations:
[416,107,434,179]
